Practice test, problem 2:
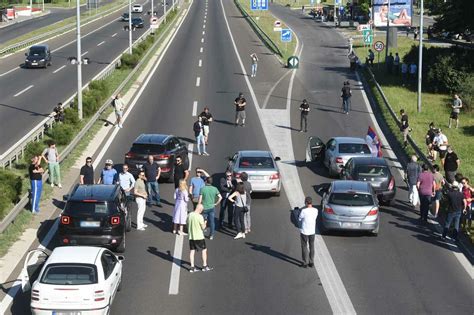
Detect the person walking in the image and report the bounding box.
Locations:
[173,155,189,189]
[173,179,190,236]
[399,109,409,148]
[79,157,94,185]
[198,177,222,240]
[443,146,460,184]
[393,53,400,74]
[299,99,310,132]
[448,94,462,129]
[29,156,44,214]
[112,94,125,128]
[134,170,148,231]
[240,172,253,233]
[198,107,213,145]
[298,197,318,268]
[187,204,213,273]
[189,167,209,209]
[193,117,208,156]
[119,164,135,198]
[250,52,258,78]
[97,159,118,185]
[432,165,445,219]
[234,92,247,127]
[143,155,162,207]
[425,122,436,161]
[405,155,421,208]
[228,182,249,240]
[41,141,62,188]
[219,171,235,229]
[341,81,352,114]
[417,164,436,224]
[441,182,466,241]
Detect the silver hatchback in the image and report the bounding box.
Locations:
[322,137,373,177]
[320,180,379,236]
[227,150,281,196]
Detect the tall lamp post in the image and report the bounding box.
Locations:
[128,0,132,53]
[76,0,83,120]
[417,0,424,113]
[385,0,390,59]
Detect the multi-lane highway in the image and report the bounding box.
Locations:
[1,0,473,314]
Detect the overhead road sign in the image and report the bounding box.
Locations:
[281,29,292,42]
[250,0,268,11]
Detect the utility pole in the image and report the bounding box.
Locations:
[385,0,390,58]
[417,0,424,113]
[76,0,83,120]
[151,0,154,16]
[128,0,132,54]
[164,0,167,22]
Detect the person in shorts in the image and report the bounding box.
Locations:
[448,94,462,129]
[198,107,213,145]
[234,92,246,127]
[187,204,213,273]
[432,165,445,218]
[112,94,125,129]
[433,128,448,164]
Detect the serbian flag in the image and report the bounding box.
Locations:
[366,126,383,157]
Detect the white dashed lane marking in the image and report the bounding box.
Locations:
[198,59,202,67]
[97,41,106,46]
[192,101,198,116]
[112,32,118,37]
[13,85,34,97]
[53,65,66,74]
[195,77,200,87]
[200,47,203,53]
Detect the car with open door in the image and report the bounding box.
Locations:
[305,136,325,162]
[22,246,123,315]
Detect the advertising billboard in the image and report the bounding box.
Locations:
[373,0,412,27]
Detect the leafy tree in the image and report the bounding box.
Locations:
[433,0,474,34]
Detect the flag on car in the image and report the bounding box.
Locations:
[366,126,383,157]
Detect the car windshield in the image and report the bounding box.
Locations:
[132,18,142,22]
[130,144,165,154]
[238,156,274,169]
[339,143,371,154]
[64,201,113,215]
[40,264,97,285]
[329,192,374,206]
[28,48,45,56]
[355,165,389,177]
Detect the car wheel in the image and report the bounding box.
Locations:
[116,233,126,253]
[274,191,281,197]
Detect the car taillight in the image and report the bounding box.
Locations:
[125,152,135,159]
[324,206,335,214]
[234,172,241,178]
[111,216,120,225]
[388,177,395,190]
[94,290,105,302]
[269,173,280,180]
[31,289,40,301]
[156,154,170,159]
[61,215,70,225]
[335,157,344,164]
[161,167,171,173]
[367,208,379,216]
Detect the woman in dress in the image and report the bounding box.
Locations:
[173,179,190,235]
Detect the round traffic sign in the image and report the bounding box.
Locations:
[150,17,159,25]
[373,41,385,52]
[274,20,281,27]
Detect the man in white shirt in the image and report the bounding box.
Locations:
[433,129,448,163]
[298,197,318,268]
[119,164,135,198]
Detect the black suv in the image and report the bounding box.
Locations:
[124,134,188,181]
[24,44,52,68]
[59,184,131,253]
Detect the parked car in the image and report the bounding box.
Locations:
[131,17,144,28]
[121,12,129,21]
[124,134,188,181]
[226,150,281,196]
[59,184,132,253]
[24,44,51,68]
[341,157,396,205]
[132,4,143,12]
[322,137,373,177]
[319,180,379,235]
[21,246,123,315]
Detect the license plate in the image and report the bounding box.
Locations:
[136,164,143,169]
[342,222,360,228]
[31,62,37,65]
[80,221,100,227]
[250,175,264,180]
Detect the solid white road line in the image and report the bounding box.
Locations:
[112,32,118,37]
[195,77,200,87]
[13,85,34,97]
[200,47,203,53]
[81,51,89,56]
[53,65,66,74]
[97,40,106,46]
[0,67,19,77]
[198,59,202,67]
[262,70,292,109]
[192,101,198,116]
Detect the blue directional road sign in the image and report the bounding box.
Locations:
[281,29,292,42]
[250,0,268,11]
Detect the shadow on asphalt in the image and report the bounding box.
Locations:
[147,209,173,233]
[245,242,302,266]
[0,103,49,117]
[147,246,190,267]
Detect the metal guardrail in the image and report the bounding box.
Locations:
[0,4,180,234]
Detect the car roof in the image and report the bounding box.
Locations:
[69,184,119,202]
[46,246,102,265]
[133,134,171,145]
[350,157,388,166]
[331,180,372,193]
[238,150,272,157]
[332,137,367,144]
[30,44,49,49]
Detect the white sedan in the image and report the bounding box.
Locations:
[132,4,143,12]
[22,246,123,315]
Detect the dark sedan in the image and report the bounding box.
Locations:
[131,17,144,28]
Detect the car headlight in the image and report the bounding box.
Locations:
[40,59,45,62]
[25,59,29,62]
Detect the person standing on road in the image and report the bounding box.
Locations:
[194,117,208,156]
[228,182,249,240]
[417,164,436,224]
[241,172,253,234]
[143,155,162,207]
[298,197,318,268]
[189,168,209,209]
[41,141,62,188]
[441,182,466,241]
[198,107,213,145]
[399,109,409,148]
[341,81,352,114]
[219,171,235,229]
[443,146,460,184]
[432,164,445,219]
[187,204,213,273]
[79,157,94,185]
[234,92,247,127]
[173,156,190,189]
[198,177,222,240]
[119,164,135,198]
[250,52,259,78]
[299,99,310,132]
[405,155,421,208]
[448,94,462,129]
[112,94,125,129]
[134,170,148,231]
[97,159,118,185]
[29,156,44,214]
[173,179,190,236]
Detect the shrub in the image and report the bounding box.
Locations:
[458,74,474,111]
[89,80,110,100]
[64,107,80,126]
[0,170,23,219]
[47,124,76,146]
[24,141,45,161]
[427,55,467,93]
[121,53,140,68]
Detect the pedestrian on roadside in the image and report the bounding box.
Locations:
[240,172,253,233]
[234,92,247,127]
[198,107,213,145]
[173,179,190,236]
[405,155,421,207]
[250,52,258,78]
[219,171,235,229]
[187,204,213,273]
[193,117,208,156]
[393,53,400,74]
[119,164,135,198]
[299,99,310,132]
[41,141,62,188]
[112,94,125,129]
[441,181,466,241]
[425,122,436,161]
[417,163,436,224]
[29,156,44,214]
[298,196,318,268]
[433,128,449,165]
[413,28,418,40]
[448,94,462,129]
[409,62,417,82]
[432,164,445,219]
[443,146,460,184]
[52,102,65,123]
[368,49,375,66]
[79,157,94,185]
[399,109,409,148]
[198,177,222,240]
[189,168,209,209]
[134,170,148,231]
[97,159,117,185]
[143,155,162,207]
[341,81,352,114]
[386,52,394,74]
[401,63,408,83]
[406,27,410,37]
[228,182,249,240]
[173,155,189,189]
[461,178,473,234]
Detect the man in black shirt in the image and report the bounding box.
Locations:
[52,102,64,123]
[79,157,94,185]
[299,99,310,132]
[443,146,460,184]
[234,92,247,127]
[198,107,213,145]
[173,156,189,189]
[341,82,351,114]
[143,155,162,207]
[441,182,466,241]
[400,109,409,148]
[29,156,44,214]
[425,122,436,160]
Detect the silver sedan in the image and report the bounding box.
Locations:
[322,137,373,177]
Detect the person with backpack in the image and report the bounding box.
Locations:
[193,116,208,156]
[341,81,352,114]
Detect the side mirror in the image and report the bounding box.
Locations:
[117,255,125,261]
[25,52,28,56]
[63,194,69,201]
[274,156,281,161]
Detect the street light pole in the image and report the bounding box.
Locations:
[164,0,167,22]
[128,0,132,54]
[76,0,83,120]
[417,0,424,113]
[385,0,390,58]
[151,0,154,16]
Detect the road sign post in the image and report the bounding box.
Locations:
[373,41,385,68]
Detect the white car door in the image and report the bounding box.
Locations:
[21,249,49,292]
[101,250,121,302]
